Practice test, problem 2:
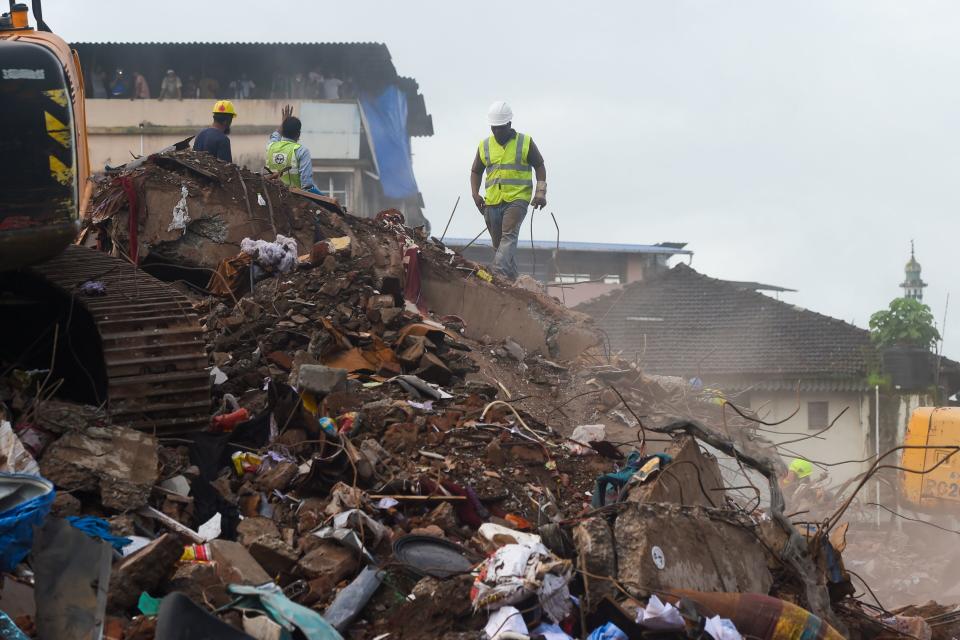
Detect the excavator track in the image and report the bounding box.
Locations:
[29,245,210,435]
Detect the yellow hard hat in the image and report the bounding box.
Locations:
[789,458,814,479]
[212,100,237,117]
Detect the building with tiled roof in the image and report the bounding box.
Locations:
[576,263,960,484]
[576,262,874,391]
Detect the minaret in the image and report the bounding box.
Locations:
[900,240,927,301]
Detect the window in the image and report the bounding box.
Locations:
[808,401,828,430]
[554,273,591,283]
[314,171,352,209]
[603,274,622,285]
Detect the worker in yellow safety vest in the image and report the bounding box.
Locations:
[470,101,547,280]
[266,105,320,193]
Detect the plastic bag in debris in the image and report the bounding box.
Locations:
[529,621,574,640]
[881,615,931,640]
[471,541,572,622]
[587,622,627,640]
[565,424,606,455]
[484,606,527,639]
[240,234,298,273]
[704,616,743,640]
[636,594,684,630]
[329,508,388,546]
[227,582,343,640]
[0,421,39,476]
[167,183,191,232]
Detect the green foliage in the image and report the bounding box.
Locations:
[866,371,891,389]
[869,298,941,350]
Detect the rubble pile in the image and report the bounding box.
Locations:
[0,150,953,639]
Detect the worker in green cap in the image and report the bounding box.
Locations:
[781,457,816,504]
[788,458,814,481]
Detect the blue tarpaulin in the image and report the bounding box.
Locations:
[360,86,419,200]
[0,474,54,571]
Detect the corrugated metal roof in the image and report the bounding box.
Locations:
[70,41,434,137]
[444,238,693,255]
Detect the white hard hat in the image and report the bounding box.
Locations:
[487,100,513,126]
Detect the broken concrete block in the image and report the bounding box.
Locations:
[503,338,526,362]
[409,525,445,538]
[415,352,453,386]
[237,516,280,547]
[168,561,231,608]
[573,518,617,612]
[108,533,184,611]
[425,501,458,534]
[614,503,773,595]
[366,294,396,313]
[49,493,81,517]
[296,540,359,589]
[248,536,301,578]
[40,426,159,511]
[298,364,348,395]
[255,461,299,492]
[208,539,272,586]
[296,497,330,535]
[379,307,402,326]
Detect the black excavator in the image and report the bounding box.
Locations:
[0,1,209,434]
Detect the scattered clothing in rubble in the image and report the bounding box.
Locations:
[591,452,671,507]
[66,515,132,552]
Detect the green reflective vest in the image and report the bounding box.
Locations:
[266,139,302,188]
[478,132,532,205]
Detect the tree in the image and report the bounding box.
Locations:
[869,298,941,350]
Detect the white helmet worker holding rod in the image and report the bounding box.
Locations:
[469,101,547,281]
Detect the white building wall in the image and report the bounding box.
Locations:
[748,390,870,487]
[84,98,366,178]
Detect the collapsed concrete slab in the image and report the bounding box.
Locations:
[40,426,159,511]
[419,261,600,360]
[614,503,773,595]
[573,517,617,613]
[83,151,324,271]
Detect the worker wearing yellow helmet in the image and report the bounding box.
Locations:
[781,457,814,488]
[193,100,237,163]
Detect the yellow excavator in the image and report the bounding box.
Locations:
[900,407,960,511]
[0,1,209,433]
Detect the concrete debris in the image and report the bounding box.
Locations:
[108,533,184,611]
[39,426,158,511]
[208,539,272,586]
[298,364,349,396]
[614,503,773,595]
[0,148,944,638]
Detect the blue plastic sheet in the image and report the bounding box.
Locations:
[0,473,54,571]
[360,86,419,200]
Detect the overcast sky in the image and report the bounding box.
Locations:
[46,0,960,354]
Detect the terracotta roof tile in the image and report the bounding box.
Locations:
[576,264,873,382]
